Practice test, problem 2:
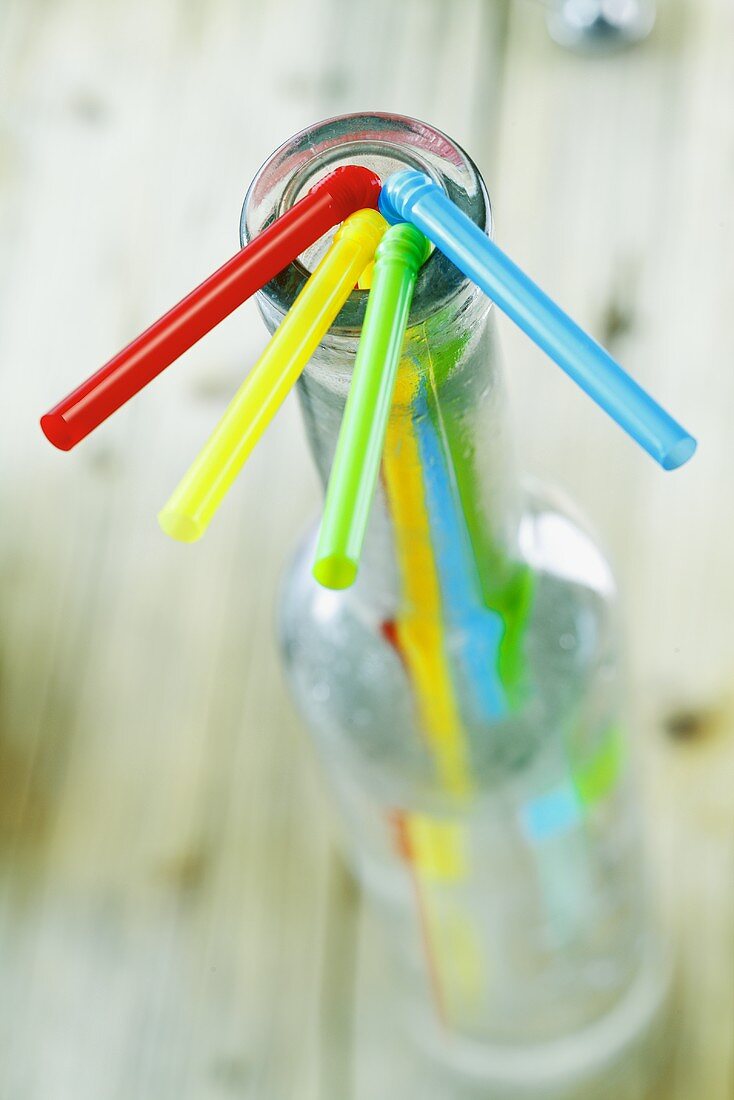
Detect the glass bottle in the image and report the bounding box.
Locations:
[242,113,669,1098]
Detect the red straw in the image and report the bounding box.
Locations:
[41,165,381,451]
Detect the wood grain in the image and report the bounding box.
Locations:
[0,0,732,1097]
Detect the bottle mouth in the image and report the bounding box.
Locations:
[241,112,491,335]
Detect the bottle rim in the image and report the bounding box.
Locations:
[240,112,491,335]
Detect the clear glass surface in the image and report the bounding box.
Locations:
[243,114,669,1097]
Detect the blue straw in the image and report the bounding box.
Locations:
[413,386,506,722]
[379,171,696,471]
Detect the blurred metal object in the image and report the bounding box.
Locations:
[546,0,656,51]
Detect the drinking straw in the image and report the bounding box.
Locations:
[313,223,430,589]
[413,387,506,721]
[380,170,697,470]
[382,370,471,799]
[414,315,534,704]
[357,261,374,290]
[40,165,381,451]
[416,386,600,946]
[382,374,484,1024]
[572,723,623,807]
[422,380,535,705]
[518,725,625,945]
[393,810,484,1026]
[159,208,387,542]
[522,798,596,947]
[392,811,450,1026]
[515,723,626,947]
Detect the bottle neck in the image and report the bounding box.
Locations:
[244,112,527,630]
[260,282,522,622]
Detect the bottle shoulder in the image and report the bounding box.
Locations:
[280,480,618,647]
[517,477,618,606]
[277,486,622,805]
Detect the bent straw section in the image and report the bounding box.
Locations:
[380,170,696,470]
[41,166,381,451]
[159,209,387,541]
[383,362,484,1024]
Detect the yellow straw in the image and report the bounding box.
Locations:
[159,209,387,541]
[385,367,483,1023]
[383,367,471,799]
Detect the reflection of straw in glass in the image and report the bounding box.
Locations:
[417,373,614,947]
[380,171,696,470]
[518,725,625,946]
[385,357,632,1009]
[159,209,387,542]
[419,325,535,704]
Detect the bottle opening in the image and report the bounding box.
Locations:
[241,112,491,334]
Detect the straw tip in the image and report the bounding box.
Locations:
[158,508,204,543]
[312,554,358,590]
[662,434,697,471]
[40,412,75,451]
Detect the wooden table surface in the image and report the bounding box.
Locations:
[1,0,732,1096]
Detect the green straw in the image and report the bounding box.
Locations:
[313,223,430,589]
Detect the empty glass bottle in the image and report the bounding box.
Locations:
[242,113,669,1098]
